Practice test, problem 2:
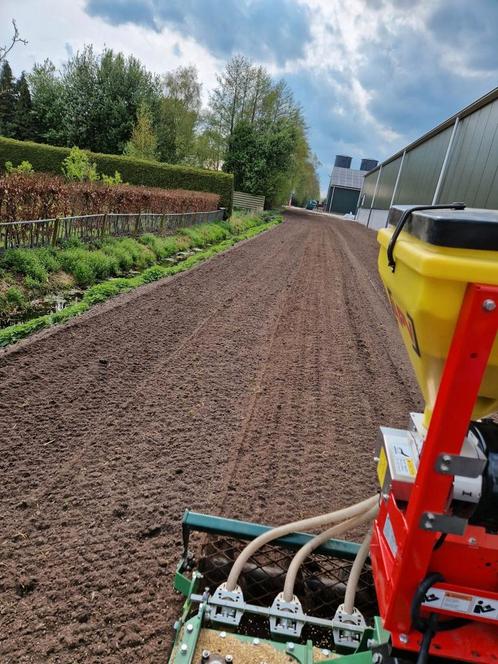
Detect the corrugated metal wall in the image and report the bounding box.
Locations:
[373,157,401,209]
[439,100,498,208]
[395,127,451,205]
[357,90,498,223]
[233,191,265,211]
[361,172,378,208]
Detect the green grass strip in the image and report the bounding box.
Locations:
[0,219,281,348]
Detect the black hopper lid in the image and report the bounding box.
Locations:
[388,205,498,250]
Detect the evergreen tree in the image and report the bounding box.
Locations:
[124,103,158,160]
[14,72,34,140]
[29,60,66,145]
[0,60,17,137]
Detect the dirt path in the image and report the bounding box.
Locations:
[0,210,420,662]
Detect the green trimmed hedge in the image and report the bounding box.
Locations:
[0,136,233,212]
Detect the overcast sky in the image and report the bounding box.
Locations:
[2,0,498,195]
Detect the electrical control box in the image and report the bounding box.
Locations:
[376,412,484,503]
[377,426,419,501]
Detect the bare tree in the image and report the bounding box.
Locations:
[0,19,28,64]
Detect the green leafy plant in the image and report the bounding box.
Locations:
[24,275,43,290]
[139,233,179,259]
[5,285,26,307]
[5,159,34,174]
[61,146,99,182]
[34,247,61,272]
[180,223,229,248]
[101,238,155,271]
[100,170,123,185]
[1,248,48,282]
[58,247,118,286]
[141,265,166,283]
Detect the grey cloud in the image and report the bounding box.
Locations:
[355,5,497,139]
[428,0,498,72]
[85,0,311,65]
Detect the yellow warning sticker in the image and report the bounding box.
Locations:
[377,447,388,487]
[406,458,417,478]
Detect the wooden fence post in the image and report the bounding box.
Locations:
[134,212,141,236]
[52,218,60,247]
[102,213,108,238]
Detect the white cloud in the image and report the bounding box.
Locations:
[1,0,221,100]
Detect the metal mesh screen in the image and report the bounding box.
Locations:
[194,535,378,647]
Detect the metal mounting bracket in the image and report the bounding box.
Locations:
[332,603,367,650]
[420,511,467,535]
[435,453,486,478]
[269,593,305,638]
[205,583,245,626]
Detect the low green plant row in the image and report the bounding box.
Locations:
[0,212,273,306]
[0,215,282,347]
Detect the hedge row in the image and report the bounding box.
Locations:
[0,173,220,222]
[0,136,233,212]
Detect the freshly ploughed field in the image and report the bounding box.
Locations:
[0,210,421,662]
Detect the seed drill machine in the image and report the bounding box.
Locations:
[168,205,498,663]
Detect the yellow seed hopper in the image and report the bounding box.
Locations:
[377,204,498,426]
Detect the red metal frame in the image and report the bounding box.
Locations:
[371,284,498,662]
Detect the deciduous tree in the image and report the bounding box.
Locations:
[124,103,158,160]
[157,65,201,163]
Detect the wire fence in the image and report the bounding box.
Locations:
[0,208,225,251]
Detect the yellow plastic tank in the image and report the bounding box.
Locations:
[377,205,498,426]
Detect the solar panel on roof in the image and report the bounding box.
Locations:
[329,166,367,190]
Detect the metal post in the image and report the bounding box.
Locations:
[387,151,406,227]
[366,165,382,229]
[328,186,335,213]
[432,117,459,205]
[383,151,406,228]
[354,181,365,221]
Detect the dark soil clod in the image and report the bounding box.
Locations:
[15,577,37,597]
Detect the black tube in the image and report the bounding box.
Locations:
[416,613,437,664]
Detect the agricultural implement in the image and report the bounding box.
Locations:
[167,205,498,663]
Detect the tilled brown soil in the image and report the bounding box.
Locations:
[0,211,421,662]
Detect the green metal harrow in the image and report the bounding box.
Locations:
[168,511,392,664]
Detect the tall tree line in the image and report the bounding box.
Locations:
[0,48,319,206]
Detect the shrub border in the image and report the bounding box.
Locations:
[0,219,281,348]
[0,136,233,212]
